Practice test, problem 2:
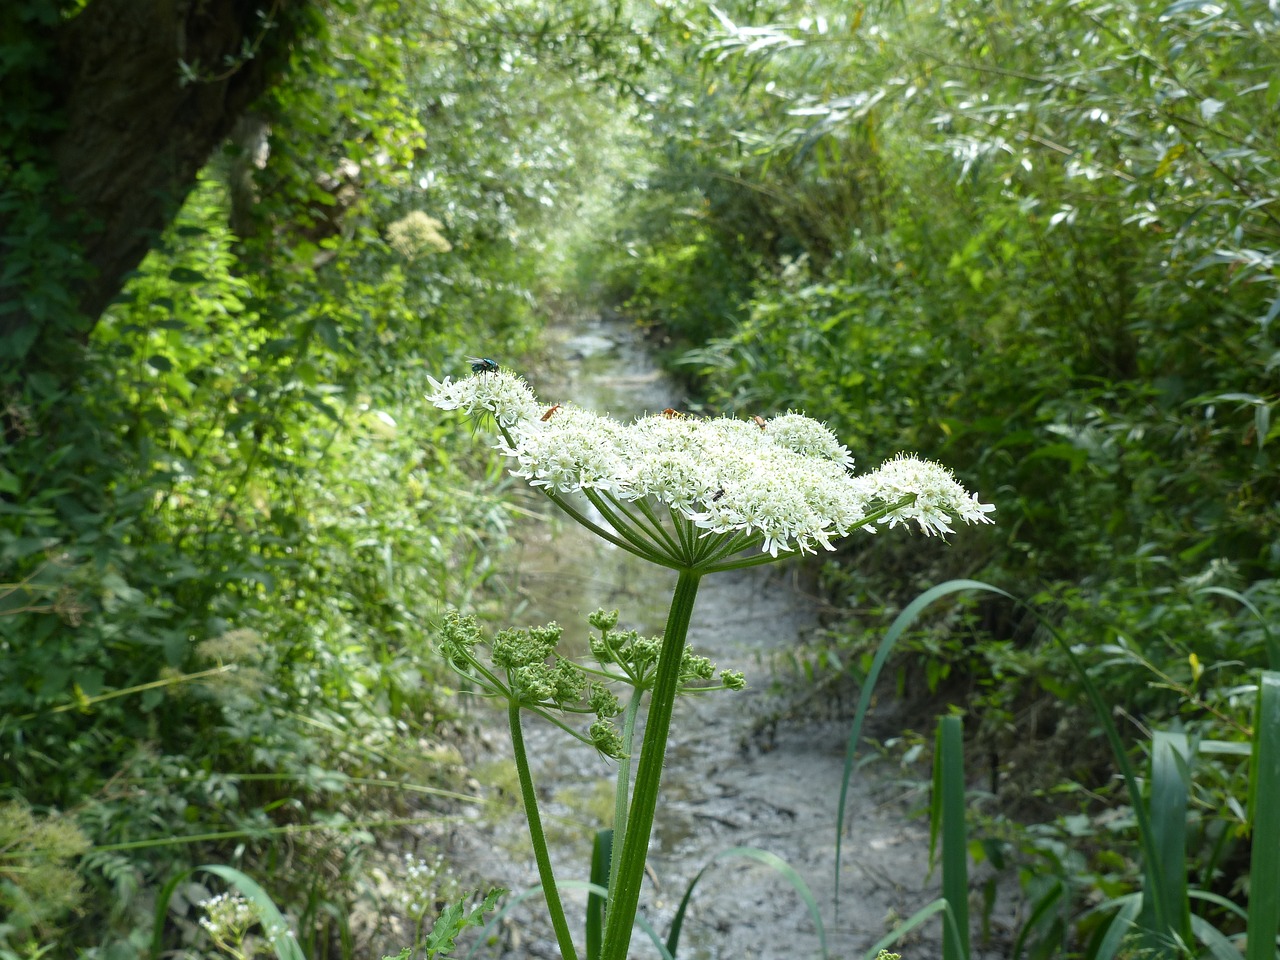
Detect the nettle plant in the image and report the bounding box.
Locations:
[429,367,993,960]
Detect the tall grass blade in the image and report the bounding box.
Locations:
[1190,914,1246,960]
[836,580,1172,947]
[1246,671,1280,960]
[836,580,986,908]
[859,898,958,960]
[1091,894,1142,960]
[1010,879,1064,960]
[935,715,970,960]
[1194,586,1279,670]
[665,847,826,959]
[470,882,671,960]
[587,828,612,960]
[1149,730,1192,951]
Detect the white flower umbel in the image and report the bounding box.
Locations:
[428,367,995,960]
[428,370,993,573]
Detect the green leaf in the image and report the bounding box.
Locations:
[1246,672,1280,960]
[1149,730,1191,947]
[860,899,956,960]
[935,715,970,960]
[837,580,984,914]
[1010,880,1065,960]
[587,829,611,960]
[1021,443,1088,471]
[1089,895,1143,960]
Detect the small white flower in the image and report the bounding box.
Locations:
[858,454,996,537]
[426,369,541,428]
[500,404,627,493]
[763,413,856,470]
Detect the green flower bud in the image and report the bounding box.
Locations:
[626,636,660,668]
[588,685,621,718]
[514,663,554,702]
[588,609,620,631]
[680,652,715,681]
[589,719,625,759]
[550,659,586,703]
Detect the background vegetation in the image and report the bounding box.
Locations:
[3,0,1278,955]
[592,0,1280,953]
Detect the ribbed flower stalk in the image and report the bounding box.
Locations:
[600,568,700,958]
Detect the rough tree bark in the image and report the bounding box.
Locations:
[5,0,312,339]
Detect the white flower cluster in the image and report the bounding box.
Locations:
[428,368,542,429]
[396,852,448,917]
[198,891,259,938]
[198,891,293,950]
[428,371,994,557]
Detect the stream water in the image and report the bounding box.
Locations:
[439,314,1010,959]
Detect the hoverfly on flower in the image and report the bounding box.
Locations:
[467,356,500,374]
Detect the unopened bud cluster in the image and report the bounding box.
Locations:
[438,609,743,758]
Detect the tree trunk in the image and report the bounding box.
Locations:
[4,0,310,345]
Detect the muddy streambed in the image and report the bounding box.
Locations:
[438,316,1009,959]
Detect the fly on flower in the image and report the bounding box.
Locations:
[467,356,500,374]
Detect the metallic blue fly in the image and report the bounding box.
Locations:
[467,356,500,374]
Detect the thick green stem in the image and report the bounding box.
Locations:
[600,570,702,960]
[509,701,580,960]
[606,692,645,910]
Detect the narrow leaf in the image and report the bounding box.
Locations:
[937,715,970,960]
[1246,672,1280,960]
[587,829,612,960]
[1149,730,1192,947]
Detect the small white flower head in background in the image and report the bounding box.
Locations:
[427,368,541,430]
[387,211,452,258]
[429,371,994,562]
[762,412,856,470]
[857,453,997,537]
[198,891,261,945]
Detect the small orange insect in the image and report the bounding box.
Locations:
[752,415,767,430]
[662,407,685,419]
[540,404,563,422]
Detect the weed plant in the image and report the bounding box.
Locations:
[425,366,993,959]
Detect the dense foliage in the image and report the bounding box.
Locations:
[1,2,632,955]
[6,0,1280,954]
[594,0,1280,952]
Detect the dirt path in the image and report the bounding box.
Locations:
[436,315,1013,959]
